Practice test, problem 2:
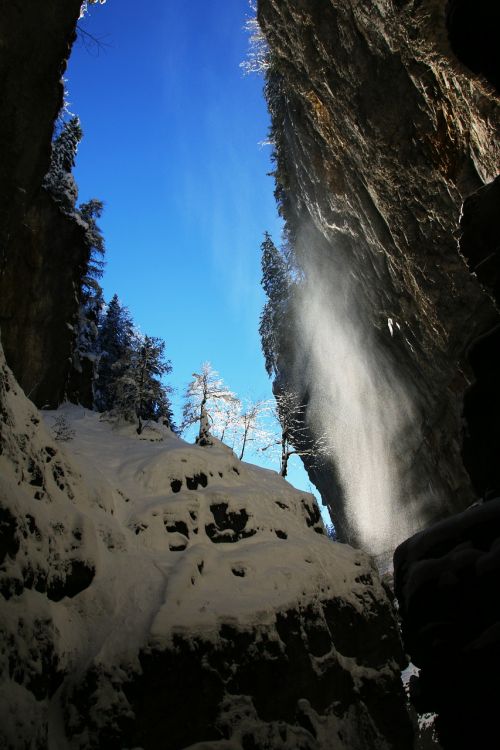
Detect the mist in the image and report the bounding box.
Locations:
[294,237,424,556]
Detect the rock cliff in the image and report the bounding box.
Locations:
[0,0,86,407]
[257,0,500,550]
[257,1,500,744]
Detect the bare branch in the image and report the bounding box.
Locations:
[240,1,270,76]
[76,25,112,56]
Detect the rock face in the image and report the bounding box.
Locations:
[0,0,85,407]
[0,343,413,749]
[257,0,500,743]
[0,188,89,407]
[394,498,500,749]
[257,0,500,550]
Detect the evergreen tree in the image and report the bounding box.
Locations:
[124,335,174,433]
[43,116,83,213]
[96,300,175,433]
[258,232,290,376]
[79,198,106,303]
[73,199,106,372]
[95,295,134,412]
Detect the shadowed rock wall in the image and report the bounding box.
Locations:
[394,498,500,749]
[0,0,84,407]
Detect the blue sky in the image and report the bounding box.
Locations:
[68,0,326,513]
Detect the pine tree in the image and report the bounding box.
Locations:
[43,116,83,214]
[73,199,106,378]
[79,199,106,304]
[95,295,134,412]
[258,232,290,376]
[111,334,174,433]
[96,301,175,433]
[129,335,173,432]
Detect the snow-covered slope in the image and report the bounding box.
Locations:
[0,344,412,749]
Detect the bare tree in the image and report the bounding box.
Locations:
[182,363,237,446]
[262,389,329,477]
[235,399,272,461]
[78,0,110,55]
[239,1,270,76]
[211,396,241,446]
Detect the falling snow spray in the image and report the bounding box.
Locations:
[293,230,424,556]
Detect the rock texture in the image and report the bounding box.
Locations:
[0,0,81,248]
[258,0,500,546]
[394,498,500,749]
[0,0,85,407]
[0,189,89,407]
[258,0,500,743]
[0,343,413,749]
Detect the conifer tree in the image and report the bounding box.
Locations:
[121,335,173,433]
[95,295,134,412]
[258,232,290,376]
[79,199,106,303]
[43,116,83,213]
[74,199,106,370]
[96,301,175,433]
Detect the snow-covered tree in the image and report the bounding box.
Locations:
[114,335,173,434]
[258,232,291,376]
[72,199,106,381]
[80,0,106,18]
[210,396,242,447]
[182,363,237,446]
[96,297,175,432]
[240,1,270,76]
[262,389,329,477]
[95,295,134,412]
[234,399,272,461]
[51,414,75,442]
[43,116,83,214]
[79,199,106,302]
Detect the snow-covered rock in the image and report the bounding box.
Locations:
[0,343,412,749]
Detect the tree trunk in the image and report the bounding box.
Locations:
[198,400,212,446]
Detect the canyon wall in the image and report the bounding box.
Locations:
[0,0,86,407]
[258,0,500,550]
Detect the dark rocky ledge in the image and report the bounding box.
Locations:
[394,497,500,749]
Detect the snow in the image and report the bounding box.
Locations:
[0,346,401,747]
[38,404,373,645]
